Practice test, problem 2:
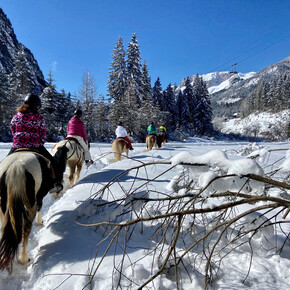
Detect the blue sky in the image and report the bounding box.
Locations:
[0,0,289,97]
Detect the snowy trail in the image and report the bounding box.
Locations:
[0,140,289,289]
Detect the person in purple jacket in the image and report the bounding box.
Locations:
[67,109,93,167]
[9,93,65,193]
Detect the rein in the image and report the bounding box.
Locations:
[63,139,84,162]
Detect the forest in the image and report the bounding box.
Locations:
[0,33,213,143]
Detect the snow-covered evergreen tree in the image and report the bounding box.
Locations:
[95,93,110,141]
[162,83,177,130]
[123,73,139,136]
[176,90,189,130]
[141,61,152,104]
[183,76,196,133]
[107,36,127,102]
[126,33,143,106]
[40,69,61,141]
[79,70,97,141]
[152,77,163,109]
[194,77,213,135]
[9,45,35,106]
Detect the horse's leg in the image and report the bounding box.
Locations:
[35,210,42,226]
[69,165,76,186]
[75,163,82,184]
[125,144,129,158]
[18,222,33,265]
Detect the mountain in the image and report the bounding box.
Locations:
[0,8,46,94]
[176,56,290,118]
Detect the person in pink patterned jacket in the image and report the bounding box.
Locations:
[67,109,93,167]
[9,93,64,193]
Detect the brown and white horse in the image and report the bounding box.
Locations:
[0,146,67,271]
[53,139,84,186]
[157,132,166,148]
[146,135,157,151]
[112,138,129,162]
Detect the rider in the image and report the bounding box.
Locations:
[147,122,157,136]
[159,122,166,134]
[147,122,160,146]
[9,93,64,193]
[115,121,134,150]
[66,109,93,167]
[159,122,168,141]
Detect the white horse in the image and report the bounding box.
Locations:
[0,146,67,271]
[53,139,85,186]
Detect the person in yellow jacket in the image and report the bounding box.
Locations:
[159,122,168,142]
[159,123,166,133]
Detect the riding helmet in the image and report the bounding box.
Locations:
[118,121,123,126]
[24,93,41,110]
[74,109,83,117]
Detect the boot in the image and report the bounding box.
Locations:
[85,160,94,167]
[50,182,63,193]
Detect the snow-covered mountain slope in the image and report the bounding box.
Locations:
[0,8,46,93]
[176,56,290,107]
[218,109,290,141]
[203,71,256,94]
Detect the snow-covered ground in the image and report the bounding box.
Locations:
[0,139,289,289]
[220,110,290,141]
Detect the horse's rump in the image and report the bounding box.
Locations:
[112,139,129,162]
[0,152,54,270]
[54,139,84,186]
[146,135,157,151]
[157,133,166,148]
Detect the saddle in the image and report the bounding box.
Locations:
[116,137,129,145]
[65,136,81,146]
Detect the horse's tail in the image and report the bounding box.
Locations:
[112,140,122,161]
[0,162,33,270]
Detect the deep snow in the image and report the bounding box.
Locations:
[0,138,289,290]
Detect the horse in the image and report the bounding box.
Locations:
[0,146,68,271]
[157,132,166,148]
[146,135,157,151]
[112,138,129,162]
[53,139,85,186]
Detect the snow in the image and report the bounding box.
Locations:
[220,110,290,140]
[0,139,289,289]
[203,71,256,95]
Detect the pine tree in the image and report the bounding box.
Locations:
[9,45,35,105]
[176,90,189,130]
[162,83,177,130]
[123,74,139,136]
[79,70,97,141]
[183,76,195,133]
[194,77,213,135]
[152,77,163,109]
[95,93,109,141]
[107,36,127,102]
[40,68,60,141]
[141,61,152,105]
[127,33,143,106]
